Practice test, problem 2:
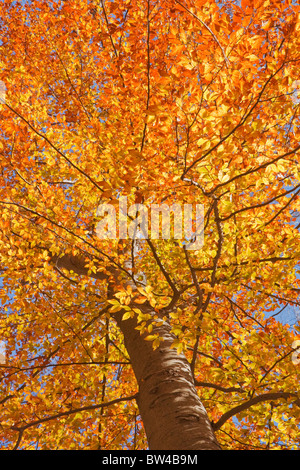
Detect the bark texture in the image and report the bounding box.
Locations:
[115,312,221,450]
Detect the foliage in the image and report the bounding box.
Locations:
[0,0,300,450]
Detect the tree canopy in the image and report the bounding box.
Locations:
[0,0,300,450]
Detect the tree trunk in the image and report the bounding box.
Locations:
[115,311,221,450]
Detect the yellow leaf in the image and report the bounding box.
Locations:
[134,296,147,304]
[144,335,158,341]
[137,287,147,296]
[110,305,122,313]
[122,311,132,321]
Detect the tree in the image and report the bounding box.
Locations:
[0,0,300,450]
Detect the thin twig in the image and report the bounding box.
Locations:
[174,0,229,68]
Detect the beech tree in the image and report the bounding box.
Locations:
[0,0,300,450]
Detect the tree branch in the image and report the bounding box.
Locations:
[4,102,103,192]
[195,380,243,393]
[182,62,288,178]
[212,392,298,431]
[11,394,138,436]
[174,0,229,68]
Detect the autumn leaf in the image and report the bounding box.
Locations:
[0,0,299,452]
